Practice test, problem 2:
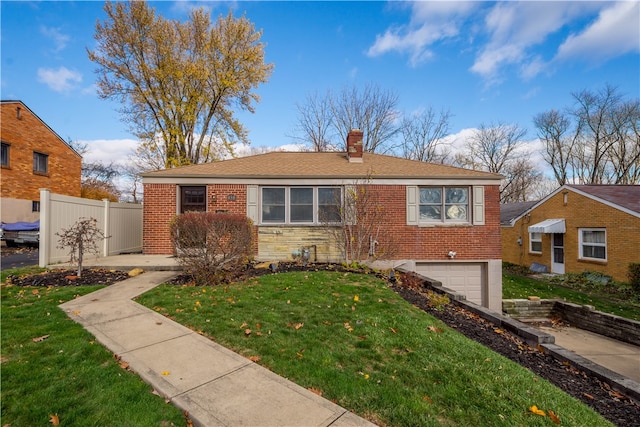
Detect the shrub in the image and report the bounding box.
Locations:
[629,263,640,294]
[56,217,106,277]
[170,212,253,285]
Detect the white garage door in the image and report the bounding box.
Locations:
[415,263,485,305]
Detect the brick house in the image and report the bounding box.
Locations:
[142,130,504,310]
[501,185,640,282]
[1,100,82,222]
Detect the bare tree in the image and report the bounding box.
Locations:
[291,91,335,151]
[534,85,640,185]
[56,218,107,277]
[455,122,536,202]
[320,178,398,264]
[329,83,400,153]
[399,107,452,162]
[533,109,580,186]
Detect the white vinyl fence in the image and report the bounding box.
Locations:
[39,188,143,267]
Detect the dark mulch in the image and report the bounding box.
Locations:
[5,262,639,426]
[6,269,130,287]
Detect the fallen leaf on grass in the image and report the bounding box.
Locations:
[308,387,323,396]
[353,295,359,302]
[49,414,60,425]
[390,328,398,334]
[32,335,50,343]
[548,410,560,424]
[288,322,304,330]
[248,355,261,363]
[119,360,130,370]
[244,329,252,336]
[423,395,433,403]
[529,405,546,416]
[32,289,39,295]
[428,326,443,333]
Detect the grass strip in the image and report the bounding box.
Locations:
[1,283,185,426]
[138,270,611,426]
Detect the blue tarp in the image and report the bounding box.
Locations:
[1,220,40,231]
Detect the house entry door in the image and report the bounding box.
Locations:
[551,233,565,274]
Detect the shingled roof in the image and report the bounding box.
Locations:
[567,185,640,215]
[141,151,502,180]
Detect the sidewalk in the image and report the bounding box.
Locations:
[59,271,375,427]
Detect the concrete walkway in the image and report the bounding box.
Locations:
[59,271,375,427]
[538,325,640,383]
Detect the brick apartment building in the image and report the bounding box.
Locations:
[1,100,81,223]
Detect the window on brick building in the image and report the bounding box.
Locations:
[180,186,206,213]
[579,228,606,261]
[529,232,542,253]
[418,187,469,223]
[33,151,48,174]
[261,186,341,224]
[1,143,9,167]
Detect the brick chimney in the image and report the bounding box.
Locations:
[346,129,364,163]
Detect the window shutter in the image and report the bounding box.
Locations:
[406,186,418,225]
[472,186,485,225]
[246,185,258,222]
[344,185,357,225]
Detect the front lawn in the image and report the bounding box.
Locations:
[138,270,611,426]
[1,281,186,426]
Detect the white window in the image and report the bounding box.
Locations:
[579,228,607,261]
[419,187,469,223]
[529,232,542,253]
[261,187,341,224]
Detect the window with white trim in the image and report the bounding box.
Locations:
[579,228,607,261]
[529,232,542,253]
[419,187,469,223]
[261,187,341,224]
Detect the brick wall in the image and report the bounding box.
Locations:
[143,182,502,262]
[502,190,640,281]
[143,184,177,254]
[0,102,81,204]
[368,184,501,261]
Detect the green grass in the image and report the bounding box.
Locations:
[137,271,611,427]
[1,281,186,426]
[503,273,640,321]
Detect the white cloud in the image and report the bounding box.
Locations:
[470,2,589,80]
[367,2,476,67]
[80,138,139,166]
[40,26,69,53]
[556,1,640,62]
[37,66,82,93]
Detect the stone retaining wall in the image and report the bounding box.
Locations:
[503,299,640,347]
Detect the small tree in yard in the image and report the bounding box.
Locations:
[321,178,399,265]
[170,212,253,285]
[56,217,106,277]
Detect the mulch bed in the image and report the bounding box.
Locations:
[6,262,639,426]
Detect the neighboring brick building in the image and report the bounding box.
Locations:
[1,100,82,222]
[142,130,504,310]
[501,185,640,282]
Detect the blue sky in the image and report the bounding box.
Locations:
[2,1,639,167]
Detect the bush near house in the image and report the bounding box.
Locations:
[170,212,253,285]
